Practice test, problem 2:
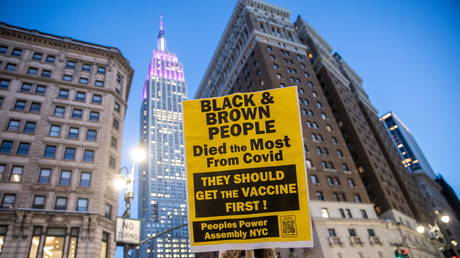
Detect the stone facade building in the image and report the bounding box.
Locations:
[195,0,440,257]
[0,22,133,257]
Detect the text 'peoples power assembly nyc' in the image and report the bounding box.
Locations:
[183,86,313,252]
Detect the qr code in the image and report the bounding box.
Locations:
[280,215,297,237]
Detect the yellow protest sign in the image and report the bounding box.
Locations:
[183,87,312,252]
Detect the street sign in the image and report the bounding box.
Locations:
[183,87,313,252]
[115,217,141,245]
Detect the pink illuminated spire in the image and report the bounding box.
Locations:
[157,15,166,51]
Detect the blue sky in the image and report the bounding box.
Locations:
[3,0,459,223]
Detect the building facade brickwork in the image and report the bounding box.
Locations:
[0,22,133,257]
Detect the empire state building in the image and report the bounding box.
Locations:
[138,16,192,258]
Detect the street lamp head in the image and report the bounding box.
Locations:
[440,215,450,224]
[131,146,147,163]
[113,176,128,191]
[452,240,458,247]
[416,225,426,234]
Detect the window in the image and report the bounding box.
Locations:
[0,140,13,153]
[332,137,338,145]
[16,142,30,155]
[0,225,6,253]
[339,208,346,218]
[7,119,20,131]
[68,127,79,139]
[328,228,336,237]
[89,111,99,121]
[111,137,118,149]
[63,147,76,160]
[0,45,7,54]
[29,227,42,257]
[32,52,43,61]
[1,194,16,208]
[59,170,72,185]
[82,63,91,71]
[38,168,51,184]
[348,228,357,237]
[43,228,66,257]
[316,191,324,201]
[11,48,22,56]
[326,125,332,132]
[14,100,26,111]
[114,102,121,113]
[55,197,67,210]
[71,108,83,119]
[307,81,314,88]
[354,194,362,203]
[80,172,91,187]
[361,209,369,219]
[29,102,41,112]
[77,198,88,211]
[68,228,79,257]
[321,208,329,218]
[97,66,106,74]
[24,121,37,133]
[63,74,73,81]
[95,80,104,87]
[49,125,61,137]
[367,229,375,237]
[345,208,353,218]
[321,113,327,120]
[310,175,319,185]
[32,195,46,209]
[46,55,55,63]
[66,60,76,69]
[109,156,116,169]
[306,159,313,168]
[79,77,88,85]
[27,67,38,75]
[44,145,57,158]
[347,178,356,188]
[342,163,350,172]
[0,79,11,89]
[100,232,109,258]
[75,91,86,101]
[41,69,51,77]
[35,85,46,95]
[83,150,94,162]
[58,89,69,98]
[104,204,112,219]
[54,106,65,117]
[86,130,97,141]
[92,94,102,104]
[6,63,16,71]
[316,101,323,108]
[10,166,23,182]
[0,165,5,178]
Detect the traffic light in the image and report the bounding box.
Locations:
[394,248,410,258]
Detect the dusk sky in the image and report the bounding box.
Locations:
[2,0,459,209]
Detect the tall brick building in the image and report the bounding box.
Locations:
[195,0,440,257]
[0,23,132,257]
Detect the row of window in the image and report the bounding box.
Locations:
[311,175,356,188]
[299,96,324,109]
[5,119,36,133]
[56,87,121,113]
[48,124,98,141]
[315,191,362,203]
[0,140,95,162]
[327,227,376,238]
[0,45,107,74]
[308,134,339,144]
[0,164,92,187]
[321,207,369,219]
[306,159,350,172]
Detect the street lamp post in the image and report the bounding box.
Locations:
[416,211,459,257]
[113,146,146,258]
